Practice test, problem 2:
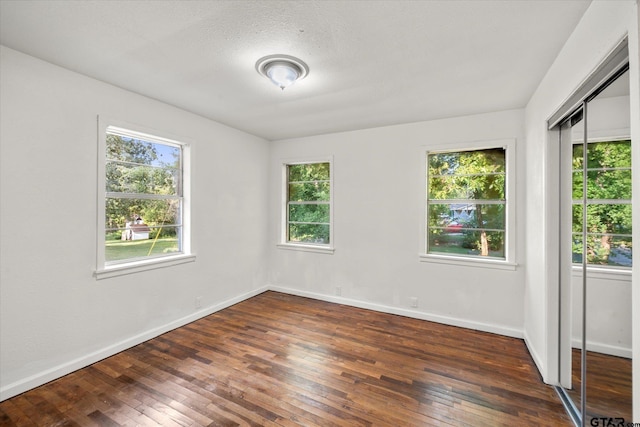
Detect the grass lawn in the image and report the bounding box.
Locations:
[105,238,179,262]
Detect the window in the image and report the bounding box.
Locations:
[423,141,515,267]
[572,139,632,267]
[281,160,333,252]
[96,120,192,278]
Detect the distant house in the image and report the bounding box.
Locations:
[122,217,151,240]
[449,203,475,223]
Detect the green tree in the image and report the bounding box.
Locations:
[105,134,180,239]
[572,140,632,266]
[287,163,330,243]
[428,148,505,257]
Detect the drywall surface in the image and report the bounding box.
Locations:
[523,0,638,400]
[571,272,632,358]
[0,46,269,400]
[268,109,527,338]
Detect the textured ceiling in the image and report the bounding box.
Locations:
[0,0,591,140]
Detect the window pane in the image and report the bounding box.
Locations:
[428,148,505,176]
[571,233,632,267]
[289,203,330,223]
[105,226,180,263]
[105,198,181,231]
[429,176,469,200]
[426,147,507,260]
[428,203,504,230]
[428,203,458,228]
[573,140,632,169]
[428,229,505,258]
[288,163,330,182]
[572,140,632,267]
[289,223,330,244]
[106,162,178,195]
[466,204,505,229]
[285,161,331,246]
[103,129,186,268]
[288,182,330,202]
[107,133,180,165]
[428,174,505,200]
[572,170,632,200]
[572,204,632,235]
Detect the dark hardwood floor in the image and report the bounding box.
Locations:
[568,348,632,422]
[0,291,572,426]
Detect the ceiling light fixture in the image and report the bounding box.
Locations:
[256,54,309,90]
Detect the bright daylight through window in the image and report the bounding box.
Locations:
[102,127,185,267]
[285,162,331,245]
[572,139,632,267]
[427,148,506,260]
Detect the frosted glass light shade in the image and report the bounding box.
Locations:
[256,55,309,90]
[265,62,299,89]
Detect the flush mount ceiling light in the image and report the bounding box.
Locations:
[256,54,309,90]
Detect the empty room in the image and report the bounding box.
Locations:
[0,1,638,426]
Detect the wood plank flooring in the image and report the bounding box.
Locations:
[568,348,632,422]
[0,291,572,426]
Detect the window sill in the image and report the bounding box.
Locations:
[419,253,517,270]
[277,243,335,255]
[571,265,631,282]
[95,254,196,280]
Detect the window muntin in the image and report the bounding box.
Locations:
[285,162,331,245]
[427,147,506,259]
[571,139,632,267]
[104,128,184,266]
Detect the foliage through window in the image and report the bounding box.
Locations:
[572,140,632,267]
[286,162,331,245]
[104,128,184,265]
[427,148,506,259]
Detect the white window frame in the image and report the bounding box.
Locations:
[95,117,194,279]
[277,157,334,254]
[419,139,517,270]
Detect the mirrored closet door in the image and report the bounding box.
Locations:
[553,40,632,426]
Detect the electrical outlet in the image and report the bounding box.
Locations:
[195,296,203,309]
[410,297,418,308]
[335,286,342,296]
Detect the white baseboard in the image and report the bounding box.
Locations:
[267,285,524,339]
[571,338,632,359]
[2,284,541,402]
[0,286,269,402]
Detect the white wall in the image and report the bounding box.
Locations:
[0,46,269,400]
[523,0,639,419]
[571,272,632,358]
[267,109,527,338]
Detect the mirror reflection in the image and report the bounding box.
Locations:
[560,69,632,425]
